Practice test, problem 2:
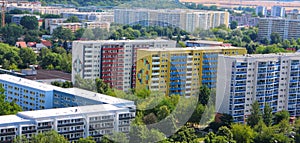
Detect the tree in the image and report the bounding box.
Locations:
[231,124,254,143]
[247,101,262,127]
[270,32,281,44]
[217,126,234,142]
[263,103,273,126]
[188,103,205,123]
[82,28,95,40]
[274,110,290,125]
[77,136,96,143]
[64,16,81,23]
[20,16,38,30]
[260,37,270,45]
[75,28,85,40]
[199,86,210,105]
[169,125,197,143]
[282,39,291,48]
[95,78,109,94]
[230,21,238,29]
[143,113,158,124]
[52,26,74,41]
[1,23,24,45]
[19,48,37,68]
[31,130,68,143]
[157,105,170,120]
[219,113,234,128]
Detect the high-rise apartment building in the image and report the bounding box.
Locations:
[216,53,300,123]
[0,74,135,142]
[257,18,300,41]
[255,6,267,16]
[114,9,230,32]
[135,46,246,96]
[72,40,176,91]
[271,6,285,17]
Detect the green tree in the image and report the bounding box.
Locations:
[247,101,262,127]
[77,136,96,143]
[75,28,85,40]
[188,103,205,123]
[20,16,38,30]
[263,103,273,126]
[217,126,234,141]
[199,86,210,105]
[231,124,254,143]
[157,105,170,120]
[230,21,238,29]
[13,135,29,143]
[143,113,158,124]
[82,28,95,40]
[270,32,282,44]
[1,23,24,45]
[52,26,74,41]
[64,16,81,23]
[219,113,234,128]
[169,125,197,143]
[282,39,291,49]
[19,48,37,68]
[274,110,290,125]
[31,130,68,143]
[95,78,109,94]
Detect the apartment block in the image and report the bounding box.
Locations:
[135,46,246,96]
[255,6,267,16]
[271,6,285,17]
[62,12,114,22]
[0,74,135,142]
[44,18,67,30]
[230,14,259,27]
[83,22,110,31]
[7,6,78,15]
[114,9,229,32]
[216,53,300,123]
[50,23,82,34]
[258,18,300,41]
[72,40,176,91]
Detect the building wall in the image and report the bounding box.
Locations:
[114,9,229,32]
[136,47,247,96]
[258,18,300,41]
[0,80,53,111]
[72,40,176,91]
[216,53,300,123]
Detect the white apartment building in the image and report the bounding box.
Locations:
[72,40,176,91]
[0,74,135,142]
[216,53,300,123]
[257,18,300,41]
[114,9,230,32]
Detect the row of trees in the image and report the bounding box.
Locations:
[0,43,71,72]
[204,101,298,143]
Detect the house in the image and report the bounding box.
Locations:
[15,41,27,48]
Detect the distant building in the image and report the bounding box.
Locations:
[185,40,231,47]
[258,18,300,41]
[83,21,110,31]
[7,6,78,15]
[230,14,259,27]
[136,46,246,96]
[62,12,114,22]
[50,23,82,34]
[44,18,67,30]
[72,40,176,91]
[255,6,267,16]
[271,6,285,17]
[114,9,230,32]
[11,14,40,25]
[216,53,300,123]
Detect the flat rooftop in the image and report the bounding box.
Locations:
[0,115,31,125]
[221,53,300,59]
[55,87,134,105]
[0,74,54,91]
[140,46,246,52]
[186,40,224,45]
[17,104,124,119]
